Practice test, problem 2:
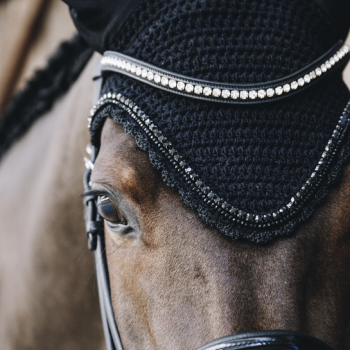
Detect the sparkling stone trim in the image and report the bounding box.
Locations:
[88,92,350,229]
[100,44,349,103]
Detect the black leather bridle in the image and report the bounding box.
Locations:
[82,55,337,350]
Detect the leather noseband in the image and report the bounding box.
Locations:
[196,330,333,350]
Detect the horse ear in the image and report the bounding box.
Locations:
[316,0,350,40]
[63,0,350,53]
[62,0,144,53]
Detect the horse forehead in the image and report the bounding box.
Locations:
[92,118,154,188]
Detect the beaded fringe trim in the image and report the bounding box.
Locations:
[88,92,350,229]
[100,43,349,104]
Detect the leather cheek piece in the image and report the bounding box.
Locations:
[195,330,334,350]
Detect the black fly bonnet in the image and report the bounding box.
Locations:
[63,0,350,349]
[69,0,350,243]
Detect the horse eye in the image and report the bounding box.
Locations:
[97,196,126,225]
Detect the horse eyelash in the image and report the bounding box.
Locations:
[81,189,109,198]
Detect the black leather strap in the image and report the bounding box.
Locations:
[100,41,349,104]
[95,235,124,350]
[83,166,124,350]
[195,330,334,350]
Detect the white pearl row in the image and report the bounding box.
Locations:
[100,44,349,101]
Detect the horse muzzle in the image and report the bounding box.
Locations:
[195,330,333,350]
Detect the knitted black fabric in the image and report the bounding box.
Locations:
[90,0,350,242]
[108,0,339,81]
[0,34,93,161]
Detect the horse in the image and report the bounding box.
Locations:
[1,7,350,350]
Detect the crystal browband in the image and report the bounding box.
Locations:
[88,93,350,229]
[99,41,350,104]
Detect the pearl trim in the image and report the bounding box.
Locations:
[100,43,349,104]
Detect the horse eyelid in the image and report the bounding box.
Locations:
[81,189,109,198]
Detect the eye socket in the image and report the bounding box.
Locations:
[97,196,127,225]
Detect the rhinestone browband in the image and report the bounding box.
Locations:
[88,93,350,229]
[99,41,350,104]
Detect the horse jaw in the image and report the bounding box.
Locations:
[91,118,350,350]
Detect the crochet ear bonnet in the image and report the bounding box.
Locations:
[65,0,350,243]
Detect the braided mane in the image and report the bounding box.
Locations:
[0,34,93,161]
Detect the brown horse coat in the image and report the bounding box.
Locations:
[0,53,104,349]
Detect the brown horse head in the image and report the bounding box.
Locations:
[75,0,350,349]
[90,118,350,350]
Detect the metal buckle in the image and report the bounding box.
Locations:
[83,167,104,251]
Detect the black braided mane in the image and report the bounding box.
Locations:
[0,34,93,161]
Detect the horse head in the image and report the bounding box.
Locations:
[90,116,350,349]
[72,0,350,349]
